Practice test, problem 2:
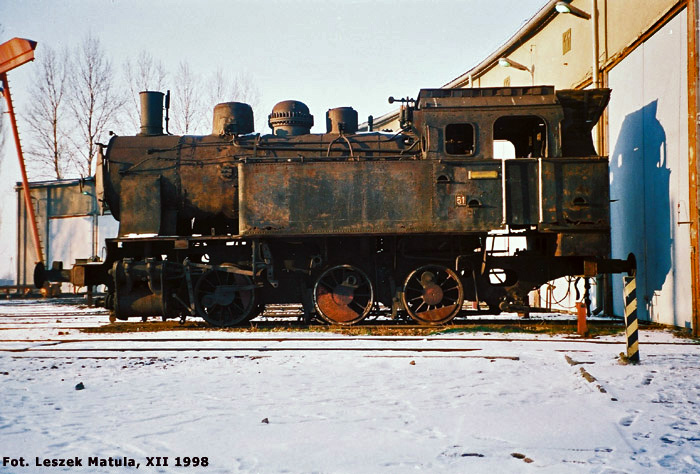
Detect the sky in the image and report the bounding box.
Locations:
[0,0,549,280]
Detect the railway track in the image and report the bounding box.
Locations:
[1,299,695,360]
[0,299,622,327]
[0,335,695,345]
[0,334,695,360]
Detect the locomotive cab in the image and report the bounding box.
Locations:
[408,86,611,253]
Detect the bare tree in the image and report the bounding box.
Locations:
[123,50,167,132]
[172,61,204,134]
[206,69,260,106]
[24,46,74,179]
[69,33,125,177]
[233,71,263,131]
[206,68,230,109]
[205,68,262,131]
[232,71,261,108]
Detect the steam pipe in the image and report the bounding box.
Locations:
[165,90,171,135]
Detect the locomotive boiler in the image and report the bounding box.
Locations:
[38,85,633,326]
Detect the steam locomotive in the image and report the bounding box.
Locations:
[38,85,632,326]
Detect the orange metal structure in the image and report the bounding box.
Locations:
[576,302,589,337]
[0,38,43,264]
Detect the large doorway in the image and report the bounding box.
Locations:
[607,10,692,327]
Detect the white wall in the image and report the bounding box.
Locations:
[47,214,118,292]
[0,128,20,283]
[49,217,93,267]
[97,216,120,261]
[608,10,692,328]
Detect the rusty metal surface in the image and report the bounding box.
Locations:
[119,175,162,235]
[401,265,464,325]
[239,159,508,236]
[138,91,165,136]
[177,135,240,234]
[417,86,558,108]
[433,161,504,231]
[239,161,432,235]
[326,107,358,134]
[99,86,613,239]
[268,100,314,136]
[103,135,180,222]
[555,232,609,257]
[313,265,374,325]
[556,89,611,157]
[416,88,565,161]
[505,159,538,226]
[540,158,610,230]
[69,262,109,287]
[212,102,254,136]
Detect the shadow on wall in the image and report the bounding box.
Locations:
[610,100,671,320]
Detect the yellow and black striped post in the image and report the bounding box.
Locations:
[622,276,640,363]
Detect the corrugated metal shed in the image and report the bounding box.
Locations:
[15,178,118,288]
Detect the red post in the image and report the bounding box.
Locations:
[0,38,42,265]
[576,302,588,337]
[1,73,44,264]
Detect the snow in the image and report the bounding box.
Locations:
[0,300,699,473]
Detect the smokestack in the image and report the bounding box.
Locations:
[139,91,164,136]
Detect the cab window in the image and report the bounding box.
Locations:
[493,115,546,158]
[445,123,475,155]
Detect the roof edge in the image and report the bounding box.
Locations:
[15,176,95,190]
[443,0,559,88]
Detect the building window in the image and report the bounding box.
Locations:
[503,76,511,87]
[563,28,571,55]
[445,123,475,155]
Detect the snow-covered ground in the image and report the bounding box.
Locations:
[1,300,699,473]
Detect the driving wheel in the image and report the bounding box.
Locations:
[194,269,256,327]
[313,264,374,325]
[401,265,464,325]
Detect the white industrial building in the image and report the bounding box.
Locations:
[14,178,118,290]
